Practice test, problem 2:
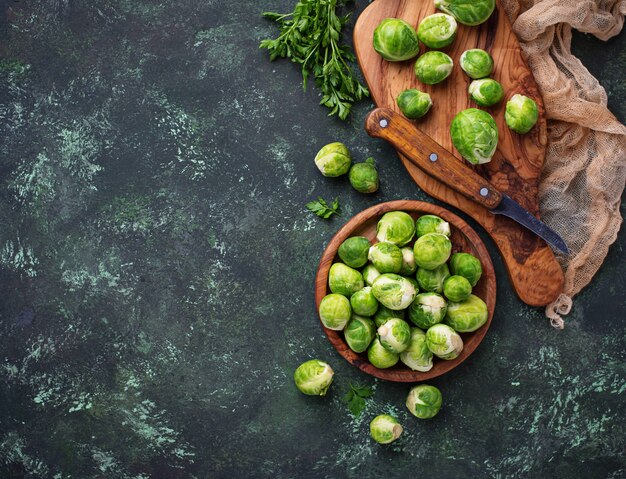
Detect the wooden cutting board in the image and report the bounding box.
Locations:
[354,0,564,307]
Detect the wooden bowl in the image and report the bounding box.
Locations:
[315,200,496,382]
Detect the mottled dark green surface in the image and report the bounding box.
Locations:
[0,1,624,477]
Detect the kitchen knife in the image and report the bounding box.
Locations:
[365,108,569,255]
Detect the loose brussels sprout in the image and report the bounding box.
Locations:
[370,414,403,444]
[406,384,442,419]
[505,94,539,134]
[328,263,364,297]
[396,89,433,120]
[408,292,447,329]
[362,263,381,287]
[413,233,452,270]
[377,318,412,353]
[294,359,334,396]
[443,275,472,302]
[319,293,352,330]
[314,142,351,177]
[416,214,451,238]
[367,336,400,368]
[414,51,454,85]
[450,108,498,165]
[350,286,379,317]
[374,304,404,327]
[376,211,415,246]
[425,324,463,360]
[399,247,417,276]
[400,328,434,372]
[468,78,504,107]
[368,242,403,274]
[416,264,450,293]
[435,0,496,26]
[372,273,418,310]
[459,48,494,79]
[349,158,379,194]
[373,18,421,62]
[445,294,488,332]
[344,315,376,353]
[417,13,457,49]
[338,236,371,269]
[449,252,482,286]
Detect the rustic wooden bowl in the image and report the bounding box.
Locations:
[315,200,496,382]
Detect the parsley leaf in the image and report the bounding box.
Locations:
[341,383,374,417]
[306,197,340,219]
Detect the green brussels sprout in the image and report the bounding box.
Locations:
[460,49,494,80]
[370,414,403,444]
[350,286,379,317]
[406,384,442,419]
[449,252,482,286]
[435,0,496,26]
[319,293,352,330]
[400,328,434,372]
[377,318,412,353]
[338,236,371,268]
[373,18,421,62]
[416,264,450,293]
[415,214,451,238]
[372,273,418,310]
[294,359,334,396]
[349,158,379,194]
[314,142,351,177]
[344,315,376,353]
[468,78,504,107]
[399,247,417,276]
[505,94,539,134]
[368,242,403,274]
[445,294,488,332]
[362,263,382,287]
[408,292,447,329]
[450,108,498,164]
[396,89,433,120]
[414,51,454,85]
[443,275,472,302]
[367,336,400,368]
[413,233,452,270]
[417,13,458,49]
[425,323,463,360]
[376,211,415,246]
[328,263,364,297]
[374,304,404,327]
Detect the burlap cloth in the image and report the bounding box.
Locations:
[499,0,626,328]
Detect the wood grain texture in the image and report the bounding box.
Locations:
[354,1,565,306]
[315,200,496,383]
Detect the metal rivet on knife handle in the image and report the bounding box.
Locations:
[379,119,388,128]
[479,187,489,197]
[429,153,438,162]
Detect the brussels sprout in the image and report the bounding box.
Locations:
[372,273,418,310]
[314,142,351,177]
[408,292,447,329]
[425,324,463,360]
[376,211,415,246]
[328,263,364,297]
[344,315,376,353]
[413,233,452,270]
[294,359,334,396]
[319,293,352,330]
[450,108,498,165]
[505,94,539,134]
[362,263,382,287]
[377,318,412,353]
[374,304,404,327]
[350,286,379,317]
[416,214,451,238]
[373,18,421,62]
[406,384,442,419]
[445,294,488,332]
[414,51,454,85]
[459,49,494,79]
[443,275,472,302]
[399,247,417,276]
[368,242,403,274]
[338,236,371,269]
[435,0,496,26]
[370,414,403,444]
[416,264,450,293]
[396,89,433,120]
[400,328,434,372]
[449,252,482,286]
[417,13,457,49]
[349,158,379,194]
[468,78,504,107]
[367,336,400,368]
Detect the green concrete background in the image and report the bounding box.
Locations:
[0,1,624,477]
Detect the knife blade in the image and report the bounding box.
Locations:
[364,107,569,255]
